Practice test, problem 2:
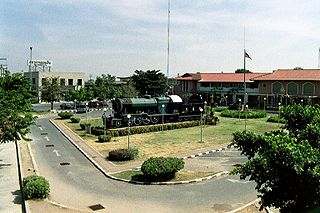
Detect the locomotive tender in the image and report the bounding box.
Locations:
[107,94,204,128]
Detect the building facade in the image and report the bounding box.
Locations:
[24,71,85,102]
[174,69,320,108]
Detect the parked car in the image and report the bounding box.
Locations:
[76,103,87,113]
[60,103,74,109]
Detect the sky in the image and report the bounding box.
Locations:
[1,0,320,79]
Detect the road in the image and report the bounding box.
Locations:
[29,116,257,213]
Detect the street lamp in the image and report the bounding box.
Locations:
[204,101,207,125]
[199,107,204,143]
[278,102,281,127]
[85,102,89,123]
[103,108,107,136]
[127,114,131,149]
[161,104,165,131]
[238,98,242,121]
[301,99,304,105]
[263,97,266,111]
[244,104,248,131]
[225,95,228,107]
[74,99,77,114]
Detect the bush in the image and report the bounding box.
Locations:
[108,149,135,161]
[70,117,80,123]
[80,122,91,130]
[215,107,227,112]
[97,135,111,142]
[141,157,184,181]
[267,116,286,124]
[23,175,50,199]
[129,147,139,158]
[220,109,267,119]
[58,112,74,119]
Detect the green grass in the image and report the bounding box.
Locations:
[61,113,280,161]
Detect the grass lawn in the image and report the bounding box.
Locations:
[62,114,280,161]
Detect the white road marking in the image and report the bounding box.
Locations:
[227,178,251,184]
[53,149,61,157]
[39,127,43,131]
[44,136,50,141]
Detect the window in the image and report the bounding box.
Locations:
[212,82,221,88]
[32,78,36,85]
[263,83,267,88]
[77,79,82,86]
[200,82,210,87]
[303,82,315,96]
[222,82,231,88]
[60,78,65,86]
[68,79,73,85]
[272,81,282,94]
[287,82,298,95]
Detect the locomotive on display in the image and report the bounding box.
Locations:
[106,94,204,128]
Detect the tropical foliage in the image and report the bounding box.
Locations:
[232,104,320,212]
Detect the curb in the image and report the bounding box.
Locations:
[15,140,31,213]
[226,198,260,213]
[181,145,235,160]
[49,119,231,185]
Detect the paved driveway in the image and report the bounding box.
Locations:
[0,142,23,213]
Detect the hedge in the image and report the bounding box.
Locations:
[220,109,267,119]
[58,112,74,119]
[267,116,286,124]
[141,157,184,181]
[90,120,201,137]
[23,175,50,199]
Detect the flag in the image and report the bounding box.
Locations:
[245,51,252,60]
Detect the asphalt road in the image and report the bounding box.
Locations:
[29,116,257,213]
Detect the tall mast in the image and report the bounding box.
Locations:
[166,0,170,79]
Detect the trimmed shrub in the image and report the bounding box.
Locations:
[70,117,80,123]
[267,116,286,124]
[215,107,227,112]
[80,122,91,130]
[220,109,267,119]
[97,135,112,142]
[129,147,139,158]
[58,112,74,119]
[108,149,135,161]
[141,157,185,181]
[23,175,50,199]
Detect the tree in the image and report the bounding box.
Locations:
[0,72,34,142]
[93,74,120,100]
[40,77,61,110]
[130,70,168,96]
[235,69,251,73]
[120,81,139,98]
[66,87,94,102]
[231,104,320,212]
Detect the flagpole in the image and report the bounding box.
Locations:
[244,49,246,105]
[166,0,170,79]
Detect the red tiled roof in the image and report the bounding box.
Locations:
[175,72,268,83]
[252,69,320,81]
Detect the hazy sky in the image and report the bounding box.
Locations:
[2,0,320,79]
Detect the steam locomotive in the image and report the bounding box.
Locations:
[105,94,204,128]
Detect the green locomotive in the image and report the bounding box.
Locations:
[108,94,204,128]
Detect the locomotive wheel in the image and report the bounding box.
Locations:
[134,117,142,125]
[150,116,159,124]
[142,117,150,125]
[114,120,122,128]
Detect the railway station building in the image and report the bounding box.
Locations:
[174,69,320,109]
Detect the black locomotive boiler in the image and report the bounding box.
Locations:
[107,94,204,128]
